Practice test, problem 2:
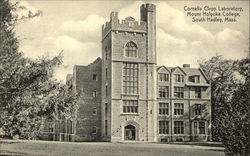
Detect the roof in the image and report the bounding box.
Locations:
[157,65,171,73]
[171,66,187,75]
[158,65,210,83]
[73,57,102,70]
[182,67,201,76]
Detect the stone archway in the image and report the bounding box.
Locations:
[122,120,140,141]
[124,125,136,140]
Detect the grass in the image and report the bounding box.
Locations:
[0,139,225,156]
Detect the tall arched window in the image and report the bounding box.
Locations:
[125,42,137,57]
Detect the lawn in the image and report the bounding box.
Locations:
[0,140,224,156]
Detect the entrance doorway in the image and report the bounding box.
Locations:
[124,125,136,140]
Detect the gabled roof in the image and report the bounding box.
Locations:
[171,66,187,75]
[181,67,209,82]
[199,68,210,82]
[157,65,171,73]
[158,64,210,84]
[91,57,102,65]
[182,67,200,75]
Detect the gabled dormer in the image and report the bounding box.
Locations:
[171,66,186,83]
[157,66,171,82]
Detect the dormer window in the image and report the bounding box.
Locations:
[125,42,137,57]
[158,73,169,82]
[190,76,200,83]
[128,21,133,27]
[194,76,200,83]
[174,74,184,83]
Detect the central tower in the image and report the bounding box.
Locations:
[101,3,157,142]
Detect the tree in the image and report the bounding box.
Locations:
[0,0,78,139]
[199,55,250,155]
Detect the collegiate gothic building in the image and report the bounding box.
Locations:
[63,3,211,142]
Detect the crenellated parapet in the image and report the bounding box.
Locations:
[102,12,147,40]
[141,3,156,12]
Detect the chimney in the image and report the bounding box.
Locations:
[183,64,190,68]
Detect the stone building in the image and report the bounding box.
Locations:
[40,74,76,142]
[69,3,211,142]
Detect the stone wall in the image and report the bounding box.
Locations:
[73,58,102,141]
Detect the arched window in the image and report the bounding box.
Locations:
[125,42,137,57]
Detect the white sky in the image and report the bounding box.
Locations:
[15,0,249,82]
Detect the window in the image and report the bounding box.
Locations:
[194,122,198,134]
[105,85,108,97]
[159,103,169,115]
[93,91,97,97]
[105,120,108,136]
[93,74,97,81]
[123,63,138,94]
[123,100,138,113]
[48,122,54,132]
[174,87,184,98]
[176,138,183,142]
[158,73,169,82]
[174,103,184,115]
[194,76,200,83]
[128,21,133,27]
[60,120,66,133]
[199,122,205,134]
[67,120,73,134]
[55,121,59,133]
[189,76,200,83]
[105,46,108,60]
[193,121,205,134]
[125,42,137,57]
[105,68,108,80]
[105,103,108,115]
[159,120,169,134]
[175,74,184,82]
[93,107,97,115]
[195,104,202,115]
[159,86,169,98]
[66,120,73,134]
[195,87,201,98]
[92,127,97,134]
[174,121,184,134]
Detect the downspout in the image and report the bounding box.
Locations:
[170,72,173,142]
[188,87,191,141]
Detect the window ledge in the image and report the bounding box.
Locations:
[122,94,139,96]
[191,134,207,136]
[120,113,140,116]
[174,114,184,117]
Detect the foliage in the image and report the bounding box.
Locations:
[199,55,250,155]
[0,0,78,139]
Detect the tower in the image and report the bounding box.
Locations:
[101,3,157,142]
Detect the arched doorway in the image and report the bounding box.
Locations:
[124,125,136,140]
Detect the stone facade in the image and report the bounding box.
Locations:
[156,66,211,142]
[73,58,102,141]
[69,3,211,142]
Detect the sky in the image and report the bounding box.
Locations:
[15,0,249,82]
